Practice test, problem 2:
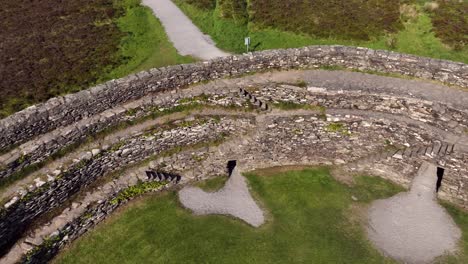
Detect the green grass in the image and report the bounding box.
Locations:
[0,0,194,118]
[55,167,410,264]
[436,202,468,263]
[174,1,468,63]
[0,100,254,198]
[174,1,248,52]
[247,0,402,41]
[196,175,229,192]
[272,101,325,112]
[429,0,467,50]
[104,0,194,80]
[325,122,348,134]
[111,180,168,204]
[348,176,406,203]
[380,11,468,63]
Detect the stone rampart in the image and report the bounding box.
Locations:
[1,45,466,152]
[0,47,467,262]
[0,117,250,255]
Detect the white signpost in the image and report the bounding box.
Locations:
[244,37,251,53]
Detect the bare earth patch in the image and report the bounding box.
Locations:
[178,167,265,227]
[367,162,461,263]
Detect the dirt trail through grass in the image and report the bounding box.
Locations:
[142,0,229,59]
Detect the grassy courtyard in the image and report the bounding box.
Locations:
[53,167,420,263]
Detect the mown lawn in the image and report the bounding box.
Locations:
[54,167,411,264]
[174,0,468,64]
[438,202,468,264]
[195,175,228,191]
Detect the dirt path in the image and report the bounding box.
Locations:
[367,161,461,263]
[178,166,265,227]
[142,0,229,60]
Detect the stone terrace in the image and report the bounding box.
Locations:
[0,47,466,263]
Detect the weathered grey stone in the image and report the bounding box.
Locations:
[0,45,466,153]
[0,46,466,263]
[91,149,101,156]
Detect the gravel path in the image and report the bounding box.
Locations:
[178,167,265,227]
[367,161,461,263]
[271,70,468,111]
[142,0,229,60]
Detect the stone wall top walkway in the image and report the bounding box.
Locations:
[0,45,466,153]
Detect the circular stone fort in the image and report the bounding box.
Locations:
[0,45,467,263]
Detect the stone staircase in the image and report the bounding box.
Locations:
[353,141,457,166]
[5,168,181,264]
[145,170,181,183]
[238,88,269,111]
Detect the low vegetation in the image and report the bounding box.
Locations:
[0,0,193,118]
[272,102,327,120]
[196,175,228,192]
[248,0,402,40]
[55,167,412,263]
[175,0,467,63]
[111,180,167,204]
[52,167,468,263]
[107,0,194,78]
[429,0,467,50]
[273,101,325,112]
[438,202,468,263]
[326,122,350,135]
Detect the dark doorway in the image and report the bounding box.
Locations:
[227,160,237,176]
[436,167,445,192]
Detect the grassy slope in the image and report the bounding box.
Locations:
[438,202,468,264]
[0,0,193,118]
[0,0,122,117]
[105,0,194,80]
[174,0,468,63]
[55,168,409,264]
[196,175,229,192]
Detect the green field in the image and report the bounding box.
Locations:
[51,167,468,263]
[53,167,468,263]
[54,168,412,263]
[105,0,194,80]
[174,0,468,63]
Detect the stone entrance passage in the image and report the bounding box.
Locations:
[227,160,237,176]
[178,163,265,227]
[367,162,461,263]
[436,167,445,192]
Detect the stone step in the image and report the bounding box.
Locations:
[238,88,269,111]
[145,170,181,183]
[352,140,457,168]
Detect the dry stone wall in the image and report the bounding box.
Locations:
[1,45,467,152]
[250,84,468,135]
[0,46,467,263]
[0,85,244,181]
[20,110,467,264]
[0,117,253,254]
[20,180,174,264]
